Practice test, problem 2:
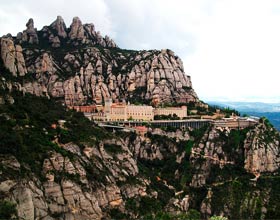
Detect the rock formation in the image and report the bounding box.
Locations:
[0,16,198,105]
[1,37,27,76]
[0,94,279,219]
[50,16,67,38]
[69,16,85,41]
[244,123,280,174]
[21,18,39,44]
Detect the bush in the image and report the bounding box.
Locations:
[109,208,128,220]
[0,92,113,179]
[139,196,162,216]
[184,209,201,220]
[104,143,124,154]
[0,201,17,220]
[185,140,194,155]
[210,216,228,220]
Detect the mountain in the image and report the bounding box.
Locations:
[0,16,198,106]
[0,16,280,220]
[208,101,280,130]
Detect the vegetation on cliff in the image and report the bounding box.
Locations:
[0,88,280,219]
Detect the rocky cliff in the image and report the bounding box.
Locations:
[0,93,199,219]
[188,123,280,219]
[0,16,198,106]
[1,91,280,219]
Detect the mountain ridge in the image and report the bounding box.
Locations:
[207,101,280,112]
[0,16,199,106]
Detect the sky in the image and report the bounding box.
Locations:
[1,0,280,103]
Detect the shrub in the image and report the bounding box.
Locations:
[184,209,201,220]
[210,215,228,220]
[0,200,17,220]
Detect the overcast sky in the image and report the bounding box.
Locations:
[1,0,280,103]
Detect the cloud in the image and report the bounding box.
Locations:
[106,0,207,55]
[184,0,280,101]
[0,0,113,36]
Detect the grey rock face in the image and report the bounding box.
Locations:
[244,123,280,174]
[0,115,278,219]
[49,35,61,47]
[35,53,56,74]
[69,17,85,41]
[1,38,17,76]
[83,23,96,38]
[50,16,67,38]
[104,35,117,48]
[0,38,27,76]
[15,45,27,76]
[19,47,197,105]
[22,18,39,44]
[1,17,196,105]
[0,136,142,220]
[189,124,280,188]
[190,128,237,188]
[12,187,35,220]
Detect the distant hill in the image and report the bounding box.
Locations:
[242,112,280,131]
[208,101,280,130]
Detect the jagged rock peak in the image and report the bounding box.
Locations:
[69,16,85,40]
[13,16,117,48]
[21,18,39,44]
[104,35,117,48]
[70,16,83,28]
[50,15,67,38]
[72,16,82,24]
[84,23,96,39]
[84,23,95,31]
[26,18,35,29]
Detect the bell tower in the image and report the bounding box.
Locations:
[104,98,112,120]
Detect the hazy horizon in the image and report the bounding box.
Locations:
[201,96,280,104]
[1,0,280,103]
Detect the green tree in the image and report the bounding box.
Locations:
[0,201,17,220]
[184,209,201,220]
